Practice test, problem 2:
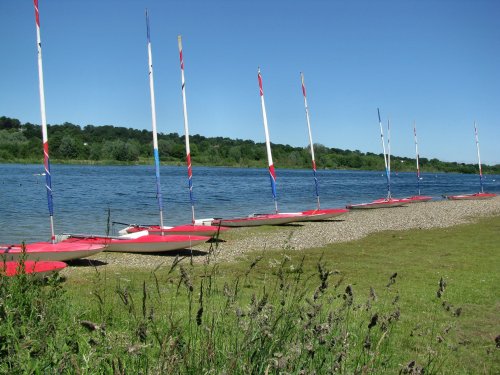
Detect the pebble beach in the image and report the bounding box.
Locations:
[63,196,500,273]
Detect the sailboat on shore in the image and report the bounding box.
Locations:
[445,122,497,200]
[402,122,432,203]
[203,68,304,227]
[286,72,348,221]
[347,109,407,209]
[118,34,228,237]
[66,11,210,252]
[1,0,105,262]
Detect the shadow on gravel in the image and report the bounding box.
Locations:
[66,259,108,267]
[129,249,209,257]
[207,238,226,244]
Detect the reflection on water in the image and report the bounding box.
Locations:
[1,164,498,243]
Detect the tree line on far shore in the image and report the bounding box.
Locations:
[1,116,498,174]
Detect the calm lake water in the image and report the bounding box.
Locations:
[1,163,499,244]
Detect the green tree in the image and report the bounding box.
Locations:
[58,136,79,159]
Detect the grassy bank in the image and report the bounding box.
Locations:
[1,216,499,373]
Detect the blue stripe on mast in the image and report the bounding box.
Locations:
[44,159,54,216]
[153,148,163,211]
[188,176,194,205]
[269,175,277,200]
[312,170,319,200]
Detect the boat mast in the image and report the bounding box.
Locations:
[413,121,421,195]
[377,108,391,199]
[387,117,391,195]
[145,10,164,232]
[257,68,278,213]
[33,0,55,243]
[300,72,320,210]
[177,35,195,224]
[474,121,484,193]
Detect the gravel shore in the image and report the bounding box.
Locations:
[64,196,500,273]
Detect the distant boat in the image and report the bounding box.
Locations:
[346,198,407,209]
[445,122,497,200]
[445,192,496,200]
[1,260,67,278]
[402,122,432,203]
[346,109,407,209]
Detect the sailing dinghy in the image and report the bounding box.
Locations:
[63,231,210,253]
[401,122,432,203]
[347,109,407,209]
[116,222,228,237]
[445,122,497,200]
[6,1,107,262]
[0,241,103,262]
[209,213,303,227]
[286,73,348,221]
[117,24,226,238]
[199,69,305,227]
[1,260,67,278]
[347,198,407,209]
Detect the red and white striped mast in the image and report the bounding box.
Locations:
[177,35,195,224]
[257,68,278,214]
[33,0,55,243]
[300,72,320,210]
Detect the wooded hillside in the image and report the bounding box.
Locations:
[1,116,498,174]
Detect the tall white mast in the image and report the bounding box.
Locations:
[377,108,391,199]
[257,68,278,213]
[413,121,421,195]
[145,9,164,232]
[301,72,320,209]
[474,121,484,193]
[34,0,55,243]
[177,35,195,224]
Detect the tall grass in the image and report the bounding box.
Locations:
[3,216,499,373]
[1,253,466,374]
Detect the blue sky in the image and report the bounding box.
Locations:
[1,0,499,165]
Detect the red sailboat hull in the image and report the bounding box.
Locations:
[445,192,497,200]
[0,242,104,262]
[346,198,407,209]
[401,195,433,203]
[212,213,303,227]
[284,208,349,221]
[62,234,210,253]
[1,260,67,277]
[120,224,229,237]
